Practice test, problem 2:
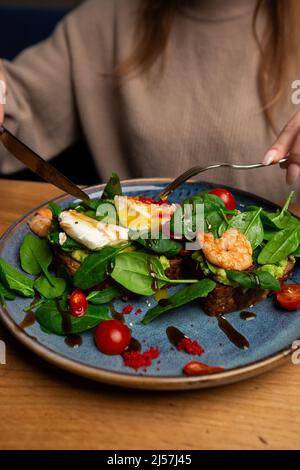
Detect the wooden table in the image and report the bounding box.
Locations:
[0,179,299,451]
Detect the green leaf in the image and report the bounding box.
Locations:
[223,208,264,249]
[101,173,122,200]
[35,300,110,335]
[291,246,300,257]
[48,227,84,252]
[20,233,52,276]
[0,280,15,300]
[226,270,280,291]
[172,192,226,237]
[111,252,166,296]
[204,210,225,238]
[136,235,182,257]
[258,227,300,264]
[0,258,34,298]
[87,286,120,304]
[73,244,129,290]
[261,192,297,230]
[142,279,216,324]
[34,275,66,300]
[111,252,197,296]
[48,202,62,218]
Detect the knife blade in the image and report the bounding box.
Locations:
[0,126,90,202]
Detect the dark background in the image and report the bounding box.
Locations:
[0,0,101,185]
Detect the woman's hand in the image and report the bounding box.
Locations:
[0,103,4,125]
[263,110,300,185]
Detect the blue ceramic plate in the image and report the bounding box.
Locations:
[0,179,299,391]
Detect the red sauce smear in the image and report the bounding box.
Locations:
[183,361,224,376]
[135,308,142,316]
[123,347,160,370]
[138,196,166,205]
[122,304,134,315]
[177,337,204,355]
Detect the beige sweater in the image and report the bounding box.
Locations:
[0,0,298,201]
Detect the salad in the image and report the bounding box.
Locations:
[0,174,299,373]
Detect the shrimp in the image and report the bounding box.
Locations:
[28,207,53,238]
[198,228,253,271]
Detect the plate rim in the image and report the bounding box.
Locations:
[0,178,297,391]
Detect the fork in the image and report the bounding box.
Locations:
[158,156,289,201]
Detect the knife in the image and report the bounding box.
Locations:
[0,126,90,202]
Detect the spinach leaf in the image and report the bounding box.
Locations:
[136,235,182,257]
[222,208,264,249]
[184,192,226,212]
[20,233,52,276]
[57,265,74,293]
[258,226,300,264]
[35,300,110,335]
[111,252,197,296]
[171,192,226,238]
[226,270,280,291]
[0,258,34,298]
[101,173,122,200]
[205,210,225,238]
[263,228,279,241]
[48,202,62,218]
[20,233,66,298]
[142,279,216,324]
[0,281,15,300]
[261,192,297,230]
[48,226,84,252]
[291,246,300,257]
[87,286,120,305]
[74,244,129,290]
[34,275,66,300]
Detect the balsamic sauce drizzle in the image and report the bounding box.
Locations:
[240,311,257,321]
[19,310,36,330]
[217,316,249,350]
[55,299,72,335]
[166,326,186,347]
[64,335,82,348]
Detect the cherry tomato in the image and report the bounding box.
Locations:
[209,188,236,210]
[95,320,131,355]
[69,289,88,317]
[276,284,300,311]
[183,361,224,376]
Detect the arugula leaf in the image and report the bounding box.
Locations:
[142,279,216,324]
[111,252,197,296]
[226,270,280,291]
[35,300,110,335]
[87,286,120,304]
[258,226,300,264]
[101,173,122,200]
[0,258,34,298]
[73,244,130,290]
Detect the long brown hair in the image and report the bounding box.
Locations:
[115,0,300,135]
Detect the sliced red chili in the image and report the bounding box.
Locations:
[183,361,224,376]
